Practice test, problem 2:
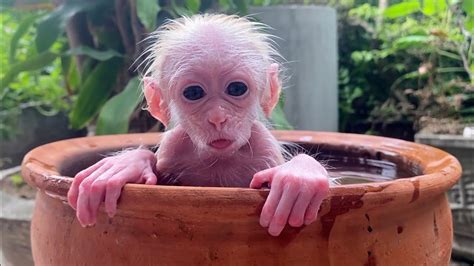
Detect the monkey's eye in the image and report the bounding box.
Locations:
[226,82,248,97]
[183,86,206,101]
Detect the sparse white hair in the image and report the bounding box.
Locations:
[140,14,283,94]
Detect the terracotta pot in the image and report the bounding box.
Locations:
[22,131,461,265]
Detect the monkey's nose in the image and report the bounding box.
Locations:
[208,114,227,131]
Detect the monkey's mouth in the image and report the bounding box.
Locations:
[209,139,233,149]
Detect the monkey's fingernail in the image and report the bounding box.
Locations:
[268,227,281,237]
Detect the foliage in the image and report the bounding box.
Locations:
[0,9,69,139]
[338,0,472,139]
[10,173,25,187]
[1,0,291,137]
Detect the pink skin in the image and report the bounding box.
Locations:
[67,20,330,236]
[68,149,157,225]
[250,154,329,236]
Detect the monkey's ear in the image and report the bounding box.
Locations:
[143,77,170,127]
[261,63,281,117]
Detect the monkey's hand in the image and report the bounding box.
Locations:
[250,154,329,236]
[67,149,157,227]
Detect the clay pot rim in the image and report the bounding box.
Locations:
[21,131,461,207]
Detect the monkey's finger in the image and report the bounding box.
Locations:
[268,184,299,236]
[87,179,107,225]
[75,165,110,226]
[250,167,276,189]
[76,184,92,227]
[288,191,312,227]
[304,192,326,225]
[68,159,106,209]
[143,168,158,185]
[88,167,123,224]
[259,177,283,228]
[104,174,129,217]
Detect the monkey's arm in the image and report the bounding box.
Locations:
[67,148,157,227]
[250,154,329,236]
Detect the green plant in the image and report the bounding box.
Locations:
[1,0,292,136]
[0,8,69,139]
[10,173,25,187]
[338,0,472,138]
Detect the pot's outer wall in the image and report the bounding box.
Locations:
[22,131,461,265]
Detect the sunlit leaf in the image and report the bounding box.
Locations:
[35,1,104,52]
[422,0,447,16]
[0,51,57,89]
[136,0,160,32]
[96,77,142,135]
[466,15,474,32]
[384,1,420,19]
[66,46,123,61]
[185,0,201,13]
[393,35,431,49]
[69,58,123,129]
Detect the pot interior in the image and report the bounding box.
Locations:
[59,142,422,186]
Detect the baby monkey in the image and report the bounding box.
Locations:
[68,14,329,237]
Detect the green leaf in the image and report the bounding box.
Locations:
[0,51,57,89]
[96,77,143,135]
[384,1,420,19]
[463,0,474,15]
[422,0,447,16]
[10,174,25,187]
[9,13,43,63]
[232,0,248,14]
[393,35,431,49]
[466,15,474,32]
[185,0,201,13]
[69,58,123,129]
[436,49,462,60]
[66,46,123,61]
[170,0,193,17]
[66,57,80,90]
[271,96,293,130]
[136,0,160,32]
[35,1,103,52]
[218,0,233,10]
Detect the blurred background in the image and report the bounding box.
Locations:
[0,0,472,265]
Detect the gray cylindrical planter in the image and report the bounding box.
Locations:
[250,5,339,131]
[415,134,474,261]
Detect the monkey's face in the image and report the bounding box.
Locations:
[170,62,261,156]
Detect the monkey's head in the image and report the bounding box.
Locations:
[143,14,282,156]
